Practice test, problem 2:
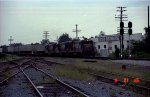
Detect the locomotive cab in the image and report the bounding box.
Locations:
[81,39,95,57]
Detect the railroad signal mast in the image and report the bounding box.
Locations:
[115,7,128,58]
[73,24,81,40]
[8,36,14,45]
[128,21,132,57]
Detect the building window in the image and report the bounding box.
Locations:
[104,45,106,48]
[98,45,100,49]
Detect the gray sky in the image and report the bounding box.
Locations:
[0,0,149,45]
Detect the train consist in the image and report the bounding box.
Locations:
[0,39,95,57]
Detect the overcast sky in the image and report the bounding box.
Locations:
[0,0,149,45]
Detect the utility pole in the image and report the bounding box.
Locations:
[128,21,132,57]
[73,24,81,39]
[43,31,49,40]
[8,36,13,45]
[148,6,149,28]
[42,31,50,45]
[148,6,149,34]
[115,7,128,58]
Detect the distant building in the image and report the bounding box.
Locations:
[90,33,144,55]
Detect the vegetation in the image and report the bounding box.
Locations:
[132,52,150,58]
[54,64,93,80]
[47,58,150,81]
[58,33,72,43]
[0,54,19,62]
[110,90,116,97]
[39,76,55,83]
[41,39,50,45]
[131,27,150,58]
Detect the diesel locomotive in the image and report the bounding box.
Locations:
[0,39,95,57]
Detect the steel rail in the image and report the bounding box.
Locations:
[91,73,150,96]
[37,59,150,84]
[20,67,43,97]
[0,65,30,86]
[0,58,33,85]
[32,65,90,97]
[36,59,150,96]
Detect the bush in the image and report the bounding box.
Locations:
[0,54,6,59]
[122,50,129,58]
[109,52,115,58]
[132,52,150,58]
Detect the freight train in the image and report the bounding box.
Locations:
[0,39,95,57]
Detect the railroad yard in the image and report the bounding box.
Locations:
[1,0,150,97]
[0,57,149,97]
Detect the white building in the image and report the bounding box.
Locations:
[90,33,144,55]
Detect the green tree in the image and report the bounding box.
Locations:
[131,27,150,55]
[144,27,150,53]
[58,33,72,43]
[41,39,50,45]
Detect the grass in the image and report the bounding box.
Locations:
[46,57,150,81]
[75,60,145,78]
[110,90,116,97]
[2,71,12,79]
[23,83,32,88]
[53,64,93,80]
[143,71,150,80]
[0,54,19,62]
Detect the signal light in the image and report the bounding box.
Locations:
[123,77,129,84]
[120,22,124,28]
[133,78,140,83]
[113,77,140,84]
[122,65,126,71]
[128,29,132,35]
[114,78,119,83]
[128,21,132,28]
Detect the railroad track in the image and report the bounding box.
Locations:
[90,73,150,96]
[0,58,30,73]
[0,58,33,85]
[0,65,30,86]
[1,57,149,96]
[20,64,90,97]
[34,58,150,97]
[82,56,150,61]
[1,58,89,97]
[35,58,150,86]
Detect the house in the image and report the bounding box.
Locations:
[90,33,144,56]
